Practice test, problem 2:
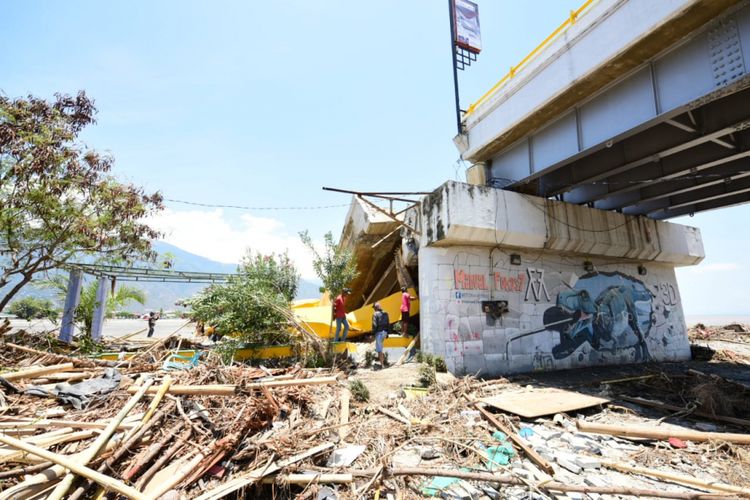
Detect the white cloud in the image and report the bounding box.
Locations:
[148,208,320,279]
[680,262,741,274]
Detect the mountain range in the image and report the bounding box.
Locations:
[2,241,322,312]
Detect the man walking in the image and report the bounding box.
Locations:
[400,287,416,336]
[146,311,159,338]
[372,302,390,367]
[332,288,351,342]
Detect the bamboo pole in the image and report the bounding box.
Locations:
[142,375,172,424]
[4,343,116,368]
[0,419,137,432]
[1,363,75,381]
[619,396,750,428]
[0,433,148,500]
[47,377,155,499]
[145,451,205,499]
[576,419,750,445]
[126,376,338,396]
[68,405,173,500]
[0,430,99,465]
[262,473,353,484]
[127,384,236,396]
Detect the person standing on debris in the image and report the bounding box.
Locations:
[400,286,416,336]
[146,311,159,338]
[333,288,351,342]
[372,302,390,367]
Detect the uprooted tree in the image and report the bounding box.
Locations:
[0,91,163,311]
[186,251,300,344]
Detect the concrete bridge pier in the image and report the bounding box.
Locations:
[90,276,110,341]
[408,181,704,376]
[59,269,83,343]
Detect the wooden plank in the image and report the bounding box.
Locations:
[475,404,555,475]
[339,389,351,440]
[396,334,419,366]
[480,388,609,418]
[193,442,334,500]
[377,407,410,425]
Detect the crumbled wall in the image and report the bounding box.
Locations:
[418,245,690,376]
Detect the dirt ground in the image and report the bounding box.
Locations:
[348,362,456,404]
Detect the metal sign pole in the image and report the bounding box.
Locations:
[449,0,462,135]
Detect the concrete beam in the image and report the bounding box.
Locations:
[418,181,704,266]
[338,197,402,309]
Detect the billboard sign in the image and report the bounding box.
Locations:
[453,0,481,54]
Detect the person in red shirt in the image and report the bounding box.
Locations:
[332,288,351,342]
[400,286,416,336]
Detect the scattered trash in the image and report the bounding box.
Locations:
[326,445,366,467]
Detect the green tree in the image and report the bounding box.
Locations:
[0,92,163,311]
[7,296,58,321]
[299,231,359,297]
[186,251,299,344]
[44,276,145,336]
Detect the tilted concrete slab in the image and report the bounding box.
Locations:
[338,197,401,309]
[415,181,704,266]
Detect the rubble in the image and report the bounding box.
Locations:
[0,319,750,499]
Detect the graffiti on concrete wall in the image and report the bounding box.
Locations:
[512,272,653,362]
[419,247,691,376]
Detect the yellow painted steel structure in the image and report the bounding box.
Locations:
[292,288,419,339]
[464,0,597,117]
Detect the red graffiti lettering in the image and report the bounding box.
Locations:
[493,272,526,292]
[454,269,488,290]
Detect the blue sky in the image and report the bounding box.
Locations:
[2,1,747,314]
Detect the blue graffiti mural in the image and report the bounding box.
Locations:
[542,272,653,361]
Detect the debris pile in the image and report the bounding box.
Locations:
[1,324,750,499]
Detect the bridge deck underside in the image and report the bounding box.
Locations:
[509,85,750,220]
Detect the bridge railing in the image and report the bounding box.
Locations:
[464,0,598,119]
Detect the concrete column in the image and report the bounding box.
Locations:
[59,269,83,343]
[90,277,109,341]
[414,181,704,377]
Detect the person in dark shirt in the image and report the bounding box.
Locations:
[372,302,390,367]
[146,311,159,338]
